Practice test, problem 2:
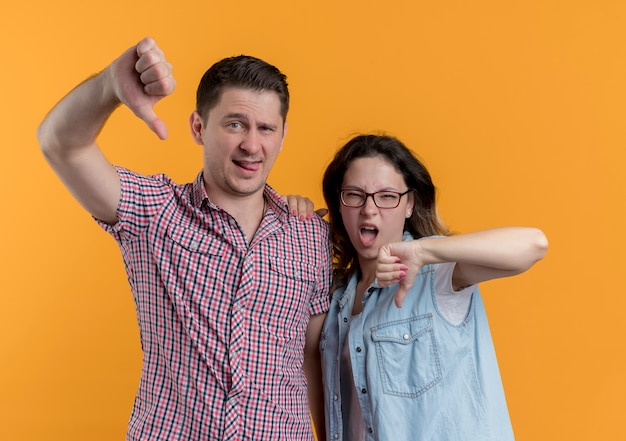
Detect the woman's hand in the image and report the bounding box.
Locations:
[377,241,424,308]
[283,195,328,220]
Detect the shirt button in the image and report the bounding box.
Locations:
[334,434,339,439]
[361,388,367,394]
[343,317,348,323]
[403,333,410,340]
[333,394,338,401]
[356,347,362,353]
[368,287,375,293]
[189,240,199,251]
[368,428,374,434]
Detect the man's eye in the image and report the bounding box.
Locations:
[228,122,241,129]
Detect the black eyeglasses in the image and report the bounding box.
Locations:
[340,189,412,209]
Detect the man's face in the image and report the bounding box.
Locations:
[190,87,286,204]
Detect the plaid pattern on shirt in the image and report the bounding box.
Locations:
[97,167,332,441]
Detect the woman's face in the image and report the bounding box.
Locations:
[339,156,414,265]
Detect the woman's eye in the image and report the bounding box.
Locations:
[380,193,398,200]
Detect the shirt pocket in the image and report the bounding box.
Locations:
[268,257,318,304]
[269,257,317,282]
[371,314,442,398]
[163,224,227,311]
[167,224,224,256]
[261,258,318,338]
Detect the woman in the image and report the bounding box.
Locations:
[319,134,548,441]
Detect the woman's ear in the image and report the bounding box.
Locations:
[406,191,415,218]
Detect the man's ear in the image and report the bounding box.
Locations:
[189,111,204,145]
[280,121,288,151]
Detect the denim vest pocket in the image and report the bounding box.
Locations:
[371,314,442,398]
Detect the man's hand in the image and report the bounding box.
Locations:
[37,37,177,224]
[108,37,176,140]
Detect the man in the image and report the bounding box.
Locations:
[37,37,330,441]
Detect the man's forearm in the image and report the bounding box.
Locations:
[37,68,120,160]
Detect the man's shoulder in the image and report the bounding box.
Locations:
[115,167,205,206]
[263,186,329,230]
[115,166,191,187]
[282,211,330,238]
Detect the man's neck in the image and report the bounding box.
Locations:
[207,187,267,243]
[237,196,267,243]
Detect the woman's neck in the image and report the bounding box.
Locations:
[357,259,377,288]
[353,263,376,316]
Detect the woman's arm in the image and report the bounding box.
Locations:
[377,227,548,307]
[303,313,327,441]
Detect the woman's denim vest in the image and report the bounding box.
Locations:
[320,235,515,441]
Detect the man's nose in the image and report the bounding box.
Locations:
[240,129,261,154]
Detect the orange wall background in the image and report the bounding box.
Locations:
[2,1,625,440]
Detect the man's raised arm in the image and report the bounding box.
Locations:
[36,37,176,224]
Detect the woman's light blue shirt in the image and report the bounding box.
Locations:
[320,234,515,441]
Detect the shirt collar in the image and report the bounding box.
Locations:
[189,171,209,208]
[262,184,291,220]
[189,171,291,222]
